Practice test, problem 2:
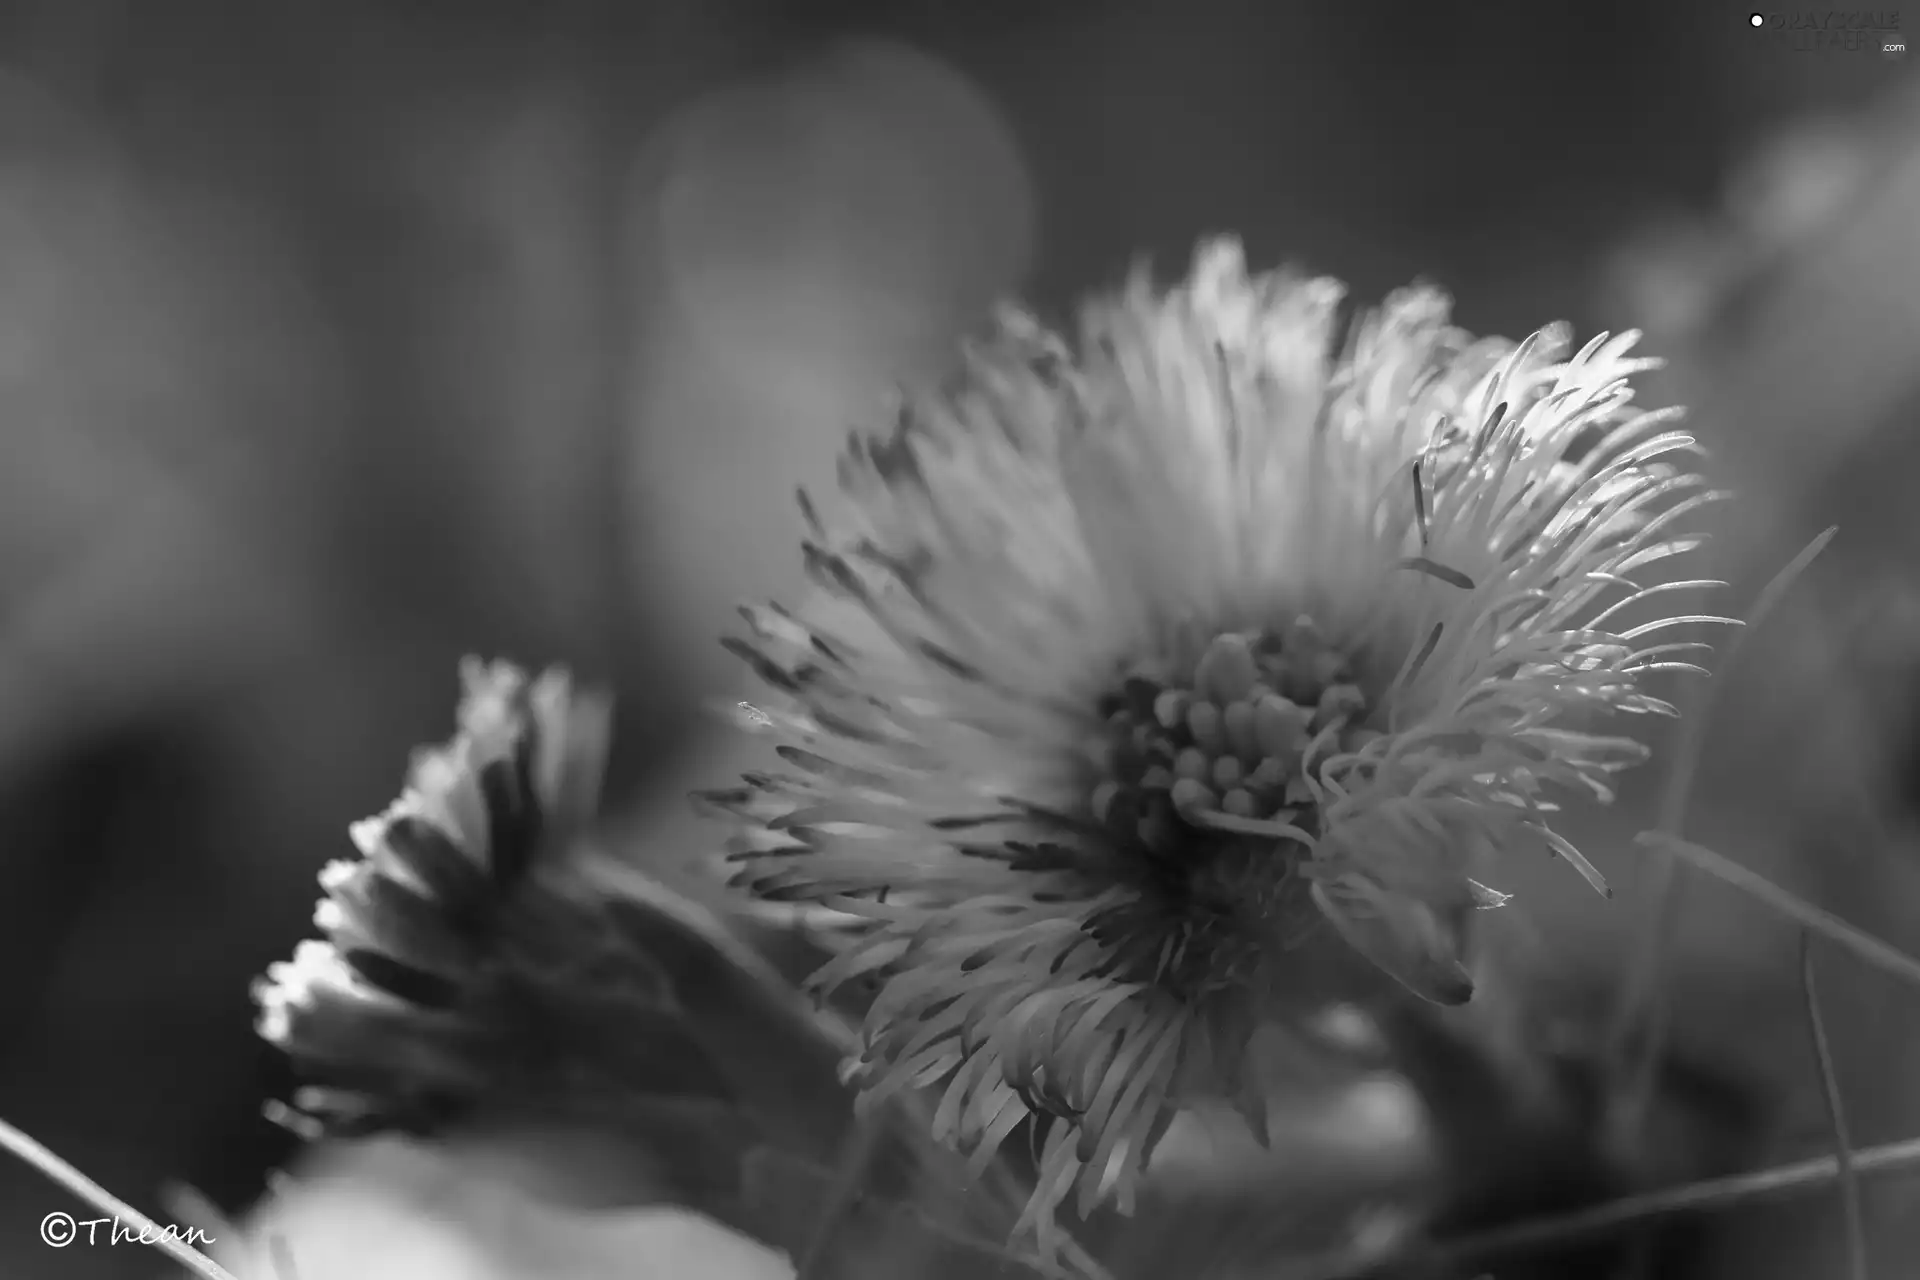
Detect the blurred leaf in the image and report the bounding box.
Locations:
[572,855,1105,1275]
[742,1144,1054,1280]
[571,856,855,1158]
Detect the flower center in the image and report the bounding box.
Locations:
[1091,619,1381,859]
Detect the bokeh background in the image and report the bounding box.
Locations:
[0,1,1916,1275]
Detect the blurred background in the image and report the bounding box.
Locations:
[0,0,1915,1275]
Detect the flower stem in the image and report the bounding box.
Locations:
[795,1110,887,1279]
[0,1115,241,1280]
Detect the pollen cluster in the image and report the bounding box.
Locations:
[1091,620,1379,854]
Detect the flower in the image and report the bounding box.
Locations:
[702,238,1722,1247]
[255,659,734,1136]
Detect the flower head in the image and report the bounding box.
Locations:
[256,659,734,1135]
[703,239,1720,1245]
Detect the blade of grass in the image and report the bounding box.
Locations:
[1637,832,1920,989]
[1607,526,1838,1119]
[1801,931,1869,1280]
[1298,1129,1920,1280]
[0,1115,242,1280]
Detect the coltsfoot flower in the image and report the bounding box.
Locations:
[256,659,735,1136]
[702,238,1723,1246]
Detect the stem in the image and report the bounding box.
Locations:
[743,1143,1099,1280]
[269,1231,304,1280]
[795,1109,887,1279]
[0,1115,241,1280]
